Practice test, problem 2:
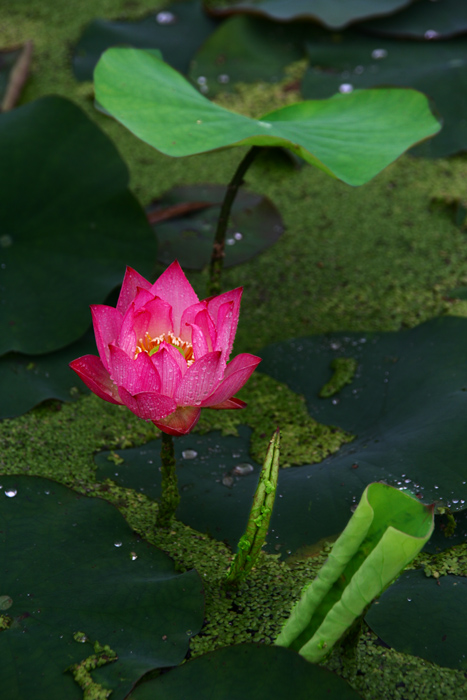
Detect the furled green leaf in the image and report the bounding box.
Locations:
[149,184,284,269]
[0,96,157,356]
[73,1,218,81]
[366,571,467,670]
[94,48,440,186]
[128,643,363,699]
[203,0,412,30]
[276,483,433,662]
[0,475,204,700]
[302,31,467,157]
[361,0,467,39]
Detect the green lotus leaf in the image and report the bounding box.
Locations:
[276,483,434,663]
[94,48,440,186]
[0,95,157,356]
[73,1,218,81]
[302,30,467,157]
[128,643,363,699]
[202,0,412,30]
[0,475,204,700]
[361,0,467,39]
[366,571,467,670]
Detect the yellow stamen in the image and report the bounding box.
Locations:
[135,331,194,366]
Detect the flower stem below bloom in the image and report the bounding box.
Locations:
[158,432,180,528]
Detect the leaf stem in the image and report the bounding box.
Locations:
[158,432,180,528]
[208,145,261,297]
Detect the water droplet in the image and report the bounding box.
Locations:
[0,234,12,247]
[331,398,340,405]
[330,342,341,350]
[182,449,198,460]
[114,541,123,548]
[222,475,234,488]
[156,11,176,24]
[197,76,207,85]
[371,49,388,59]
[196,119,202,124]
[226,238,235,246]
[434,485,439,490]
[232,463,254,476]
[217,74,230,84]
[5,489,17,498]
[0,595,13,610]
[404,479,412,484]
[200,85,208,94]
[424,29,438,39]
[407,598,412,602]
[73,632,88,643]
[234,231,243,241]
[354,65,364,75]
[44,490,50,495]
[339,83,353,94]
[186,629,193,636]
[452,499,459,504]
[131,552,138,561]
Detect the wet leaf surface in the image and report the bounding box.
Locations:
[0,95,156,356]
[365,571,467,670]
[361,0,467,39]
[95,48,440,186]
[189,15,306,96]
[148,184,284,269]
[0,475,204,700]
[302,30,467,157]
[128,643,363,699]
[73,0,218,81]
[97,318,467,556]
[203,0,412,30]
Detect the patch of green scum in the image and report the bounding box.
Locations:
[67,638,117,700]
[213,59,306,117]
[0,615,12,631]
[194,372,354,467]
[319,357,358,399]
[410,544,467,579]
[0,394,156,486]
[324,628,467,700]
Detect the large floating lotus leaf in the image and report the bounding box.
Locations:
[128,643,363,699]
[276,483,433,663]
[95,318,467,555]
[0,96,156,356]
[361,0,467,39]
[365,571,467,670]
[189,15,305,97]
[0,330,97,419]
[203,0,412,30]
[95,48,440,186]
[148,184,284,269]
[73,1,218,81]
[302,31,467,157]
[0,476,204,700]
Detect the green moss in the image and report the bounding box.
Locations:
[319,357,358,398]
[67,638,117,700]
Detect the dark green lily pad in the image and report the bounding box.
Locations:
[361,0,467,39]
[203,0,412,30]
[0,41,33,111]
[99,317,467,555]
[0,330,97,419]
[189,15,306,97]
[148,184,284,269]
[0,95,156,356]
[129,643,363,699]
[302,31,467,157]
[0,475,204,700]
[73,1,218,81]
[365,570,467,670]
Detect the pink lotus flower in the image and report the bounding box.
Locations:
[70,262,261,435]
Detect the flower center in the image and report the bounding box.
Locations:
[135,331,194,366]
